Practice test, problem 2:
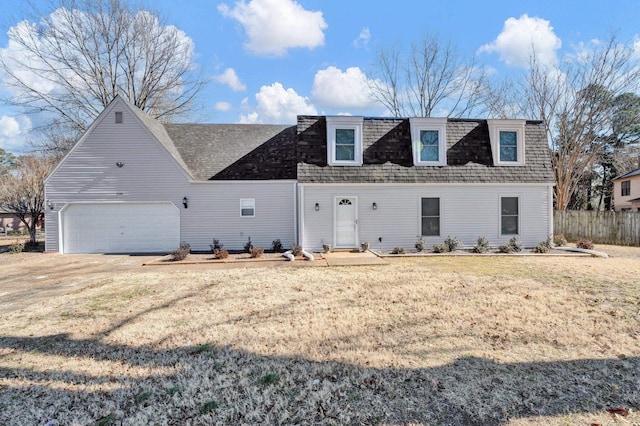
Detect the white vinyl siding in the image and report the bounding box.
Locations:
[45,97,296,252]
[300,184,551,251]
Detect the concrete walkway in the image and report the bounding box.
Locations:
[321,250,388,266]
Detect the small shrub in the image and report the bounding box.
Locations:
[534,242,550,253]
[508,236,523,252]
[271,239,283,252]
[473,236,490,253]
[244,237,253,253]
[171,242,190,261]
[498,244,513,254]
[576,238,594,250]
[213,248,229,259]
[8,241,24,254]
[432,244,449,253]
[553,234,567,247]
[291,243,303,257]
[209,239,223,252]
[250,247,264,258]
[391,246,405,254]
[444,235,461,252]
[415,236,425,252]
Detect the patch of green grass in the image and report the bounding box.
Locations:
[259,372,279,386]
[121,288,154,300]
[94,413,115,426]
[135,391,152,404]
[191,343,211,354]
[166,386,182,396]
[199,400,218,414]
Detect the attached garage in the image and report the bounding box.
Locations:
[60,202,180,254]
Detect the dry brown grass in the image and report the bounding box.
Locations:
[1,246,639,425]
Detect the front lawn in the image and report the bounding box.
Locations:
[0,248,638,425]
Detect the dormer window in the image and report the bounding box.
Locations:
[488,119,526,166]
[409,118,447,166]
[327,116,363,166]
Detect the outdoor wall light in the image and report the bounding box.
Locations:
[315,202,320,211]
[47,199,54,210]
[183,196,188,209]
[116,161,125,168]
[372,202,377,210]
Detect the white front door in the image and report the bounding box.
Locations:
[335,197,357,248]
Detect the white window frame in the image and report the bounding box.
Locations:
[418,196,442,237]
[409,117,447,166]
[499,195,520,236]
[487,119,526,166]
[326,116,363,166]
[240,198,255,217]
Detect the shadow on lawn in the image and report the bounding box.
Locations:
[0,333,638,425]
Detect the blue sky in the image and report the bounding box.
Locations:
[1,0,640,153]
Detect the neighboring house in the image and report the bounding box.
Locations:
[45,96,554,253]
[0,208,42,234]
[612,167,640,212]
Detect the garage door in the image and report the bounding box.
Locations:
[61,202,180,254]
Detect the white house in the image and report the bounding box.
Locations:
[45,96,554,253]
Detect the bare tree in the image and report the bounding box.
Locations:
[522,36,640,210]
[0,0,207,136]
[369,34,488,118]
[0,155,55,245]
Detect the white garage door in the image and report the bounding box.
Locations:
[61,202,180,254]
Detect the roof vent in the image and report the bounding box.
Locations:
[115,111,123,124]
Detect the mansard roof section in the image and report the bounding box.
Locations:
[296,116,554,184]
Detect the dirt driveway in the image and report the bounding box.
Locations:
[0,253,159,315]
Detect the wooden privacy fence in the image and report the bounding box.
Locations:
[554,210,640,246]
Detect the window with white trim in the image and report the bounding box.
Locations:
[115,111,123,124]
[487,119,526,166]
[326,116,363,166]
[421,197,440,236]
[240,199,255,217]
[501,196,519,235]
[410,118,447,166]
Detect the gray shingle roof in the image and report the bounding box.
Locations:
[164,124,297,180]
[297,116,555,184]
[613,167,640,180]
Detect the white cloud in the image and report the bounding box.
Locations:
[239,82,316,123]
[479,14,562,68]
[0,115,32,153]
[214,101,233,112]
[312,66,378,110]
[353,27,371,49]
[211,68,246,91]
[218,0,327,56]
